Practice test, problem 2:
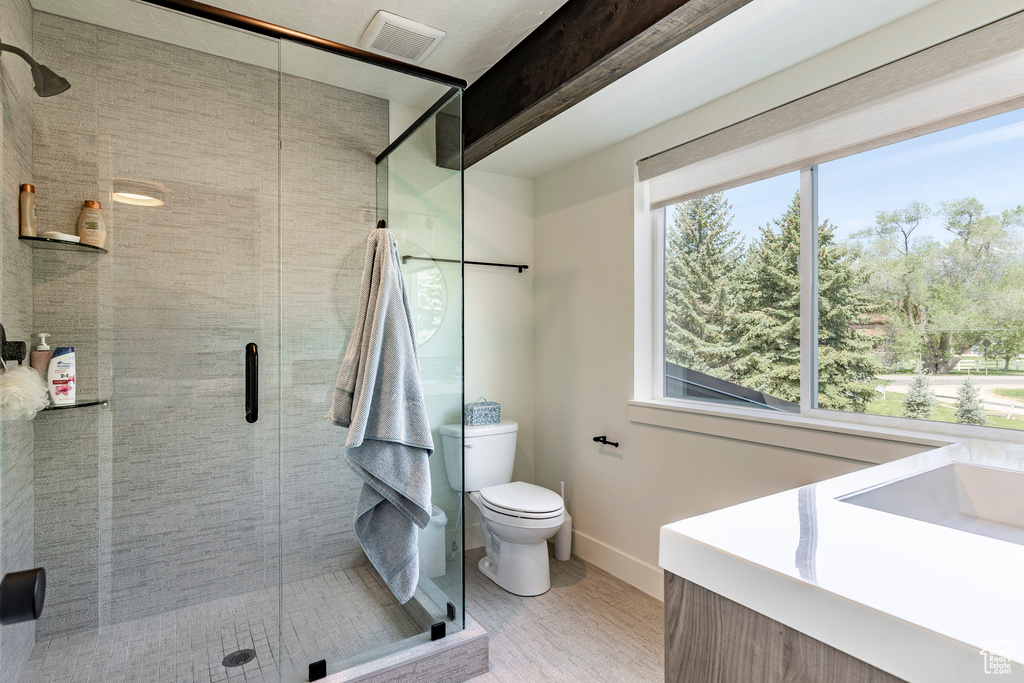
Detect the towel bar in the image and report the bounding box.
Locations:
[401,254,529,273]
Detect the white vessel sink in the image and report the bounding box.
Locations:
[841,462,1024,546]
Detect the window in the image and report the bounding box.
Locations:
[662,173,800,413]
[819,108,1024,431]
[658,108,1024,433]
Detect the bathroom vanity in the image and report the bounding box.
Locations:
[660,440,1024,683]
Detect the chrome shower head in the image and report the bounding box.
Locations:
[0,39,70,97]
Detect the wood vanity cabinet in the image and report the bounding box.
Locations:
[664,572,906,683]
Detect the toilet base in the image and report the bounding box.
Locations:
[478,539,552,597]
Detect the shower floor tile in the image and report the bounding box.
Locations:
[17,563,421,683]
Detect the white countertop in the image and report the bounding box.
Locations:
[659,440,1024,683]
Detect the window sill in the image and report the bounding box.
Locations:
[627,399,1024,465]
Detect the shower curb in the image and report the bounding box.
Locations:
[324,614,488,683]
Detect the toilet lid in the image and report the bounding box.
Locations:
[479,482,563,515]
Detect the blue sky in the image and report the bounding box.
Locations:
[691,107,1024,246]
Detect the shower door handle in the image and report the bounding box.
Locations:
[245,343,258,424]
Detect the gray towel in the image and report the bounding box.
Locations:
[327,227,433,604]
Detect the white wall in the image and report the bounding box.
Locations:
[530,0,1021,599]
[464,169,535,547]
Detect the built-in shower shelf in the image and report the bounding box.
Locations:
[20,236,107,253]
[42,398,109,411]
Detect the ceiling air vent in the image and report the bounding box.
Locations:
[358,11,446,64]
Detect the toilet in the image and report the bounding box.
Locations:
[441,420,566,596]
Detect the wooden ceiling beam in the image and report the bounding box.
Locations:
[463,0,753,168]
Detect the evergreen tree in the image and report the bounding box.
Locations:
[954,375,987,425]
[664,193,743,376]
[732,192,879,409]
[816,214,880,411]
[731,195,801,402]
[901,371,936,420]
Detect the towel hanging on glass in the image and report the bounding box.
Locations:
[327,223,433,604]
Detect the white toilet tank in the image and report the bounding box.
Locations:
[440,420,518,492]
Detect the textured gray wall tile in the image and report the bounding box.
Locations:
[0,0,37,677]
[30,12,106,639]
[31,408,100,639]
[280,74,387,584]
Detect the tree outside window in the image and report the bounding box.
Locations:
[663,106,1024,431]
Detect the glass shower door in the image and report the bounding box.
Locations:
[24,11,285,683]
[277,37,464,679]
[378,89,466,634]
[2,4,464,681]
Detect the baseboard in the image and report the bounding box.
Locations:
[571,530,664,601]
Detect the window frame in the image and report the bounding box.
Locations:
[641,153,1024,447]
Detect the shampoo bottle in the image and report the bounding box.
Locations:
[20,184,37,237]
[47,347,75,405]
[77,201,106,248]
[30,333,53,376]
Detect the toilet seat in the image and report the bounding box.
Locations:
[478,506,565,531]
[479,482,564,519]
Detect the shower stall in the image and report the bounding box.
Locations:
[0,1,468,681]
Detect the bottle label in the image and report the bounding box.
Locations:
[84,220,99,233]
[52,376,75,398]
[51,354,75,399]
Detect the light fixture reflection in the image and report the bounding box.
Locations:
[113,192,164,207]
[112,179,167,207]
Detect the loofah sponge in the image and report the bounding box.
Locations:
[0,364,50,420]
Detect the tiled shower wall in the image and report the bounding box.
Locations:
[0,0,37,677]
[29,12,387,639]
[278,75,384,581]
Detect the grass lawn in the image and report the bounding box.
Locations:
[890,368,1024,376]
[865,394,1024,431]
[993,388,1024,400]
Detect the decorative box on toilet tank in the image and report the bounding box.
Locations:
[464,398,500,425]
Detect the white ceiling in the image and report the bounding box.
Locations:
[474,0,948,178]
[208,0,568,83]
[31,0,990,180]
[34,0,567,85]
